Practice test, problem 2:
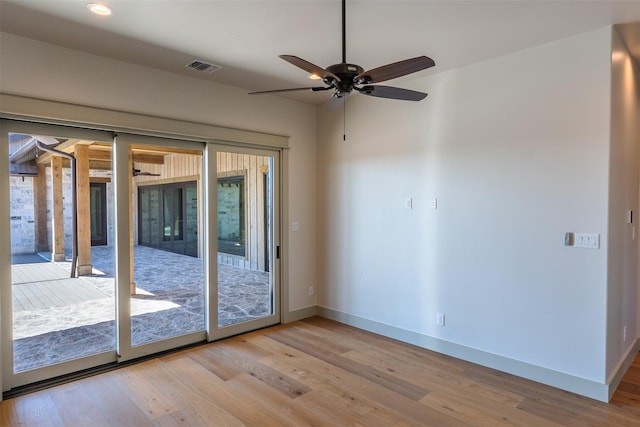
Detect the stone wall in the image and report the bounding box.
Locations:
[9,175,35,254]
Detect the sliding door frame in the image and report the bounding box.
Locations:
[0,119,117,391]
[0,95,290,399]
[207,143,282,341]
[114,133,208,362]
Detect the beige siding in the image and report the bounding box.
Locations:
[217,151,269,271]
[132,151,269,272]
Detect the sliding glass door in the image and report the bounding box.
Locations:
[211,145,280,339]
[1,121,282,392]
[1,120,117,388]
[113,135,207,361]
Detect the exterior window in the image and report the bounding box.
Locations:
[138,181,196,257]
[217,175,245,257]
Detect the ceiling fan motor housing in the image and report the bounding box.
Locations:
[325,63,364,96]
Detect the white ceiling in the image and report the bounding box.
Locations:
[2,0,640,104]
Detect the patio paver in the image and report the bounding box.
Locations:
[11,246,271,372]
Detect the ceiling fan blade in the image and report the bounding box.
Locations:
[279,55,341,82]
[355,56,435,84]
[357,85,428,101]
[326,93,347,112]
[249,86,332,95]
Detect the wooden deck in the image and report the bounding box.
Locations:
[11,261,109,312]
[11,262,68,284]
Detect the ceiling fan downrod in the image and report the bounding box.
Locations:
[342,0,346,64]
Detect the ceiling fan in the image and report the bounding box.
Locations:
[250,0,435,111]
[132,153,160,177]
[132,166,160,177]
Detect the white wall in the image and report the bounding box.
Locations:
[608,27,640,377]
[318,27,616,389]
[0,32,318,314]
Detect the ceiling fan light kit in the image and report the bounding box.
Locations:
[250,0,435,111]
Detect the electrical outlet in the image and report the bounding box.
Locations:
[308,286,314,296]
[624,326,628,343]
[436,312,445,326]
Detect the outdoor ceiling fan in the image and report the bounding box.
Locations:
[250,0,435,111]
[132,167,160,177]
[132,153,160,177]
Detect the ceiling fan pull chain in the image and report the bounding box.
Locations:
[343,96,347,141]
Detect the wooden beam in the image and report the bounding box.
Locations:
[33,162,48,252]
[90,177,112,184]
[50,138,94,154]
[51,156,65,262]
[131,153,165,165]
[89,160,113,171]
[75,144,92,276]
[38,147,165,168]
[86,149,112,161]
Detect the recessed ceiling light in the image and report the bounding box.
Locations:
[87,3,113,16]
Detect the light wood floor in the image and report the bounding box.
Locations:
[1,317,639,426]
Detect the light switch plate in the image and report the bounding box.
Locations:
[405,198,413,209]
[574,232,599,249]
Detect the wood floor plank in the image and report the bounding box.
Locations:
[78,372,153,427]
[186,345,243,381]
[260,341,468,426]
[343,348,525,407]
[0,390,64,427]
[46,382,112,426]
[266,328,430,400]
[162,355,282,426]
[421,389,564,427]
[112,359,183,421]
[143,354,241,427]
[302,317,467,375]
[286,390,367,426]
[296,386,424,427]
[2,317,639,426]
[226,373,338,426]
[259,349,428,426]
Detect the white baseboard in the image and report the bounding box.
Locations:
[317,307,633,403]
[606,337,640,401]
[283,305,318,323]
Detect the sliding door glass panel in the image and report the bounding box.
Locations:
[6,131,116,374]
[217,151,275,328]
[130,146,204,346]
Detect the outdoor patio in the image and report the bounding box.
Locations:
[11,246,271,372]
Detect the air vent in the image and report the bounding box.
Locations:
[185,60,221,73]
